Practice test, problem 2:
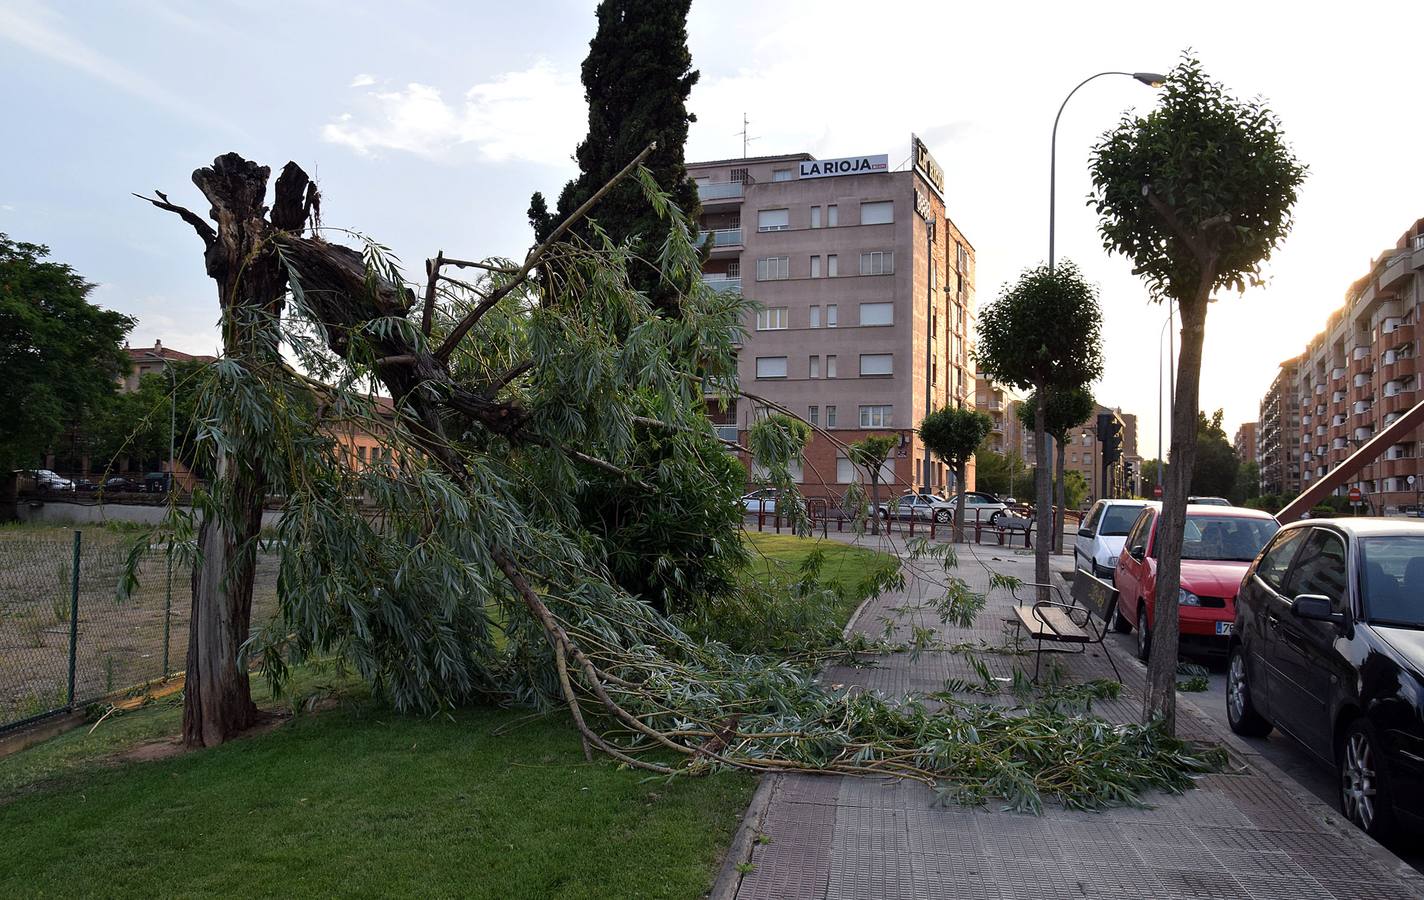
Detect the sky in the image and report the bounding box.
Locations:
[3,0,1423,460]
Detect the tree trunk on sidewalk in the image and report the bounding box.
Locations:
[1143,298,1208,734]
[1033,385,1051,601]
[146,154,316,747]
[954,461,968,542]
[870,474,882,536]
[1054,436,1067,554]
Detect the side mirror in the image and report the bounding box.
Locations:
[1292,594,1346,626]
[1129,544,1146,561]
[1080,528,1096,539]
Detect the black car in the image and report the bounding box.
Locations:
[102,476,142,492]
[1228,518,1424,838]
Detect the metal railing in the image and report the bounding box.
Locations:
[698,228,744,247]
[702,277,742,293]
[697,182,744,202]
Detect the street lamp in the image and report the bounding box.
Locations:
[1049,71,1164,273]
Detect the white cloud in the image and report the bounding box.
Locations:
[323,61,584,166]
[349,73,376,88]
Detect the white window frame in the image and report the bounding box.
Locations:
[755,356,788,379]
[859,302,894,326]
[809,405,819,426]
[757,208,789,232]
[810,355,821,379]
[859,405,893,428]
[859,354,894,376]
[810,255,821,278]
[772,168,792,182]
[860,251,894,276]
[826,405,838,427]
[826,304,838,327]
[809,305,821,328]
[810,206,822,229]
[836,457,856,484]
[827,254,838,277]
[756,257,789,281]
[826,355,838,378]
[860,200,894,225]
[827,205,838,227]
[756,307,788,330]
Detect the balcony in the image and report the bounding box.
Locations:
[1350,355,1372,377]
[697,181,744,205]
[1392,322,1416,348]
[698,228,743,252]
[1380,253,1413,291]
[701,276,742,293]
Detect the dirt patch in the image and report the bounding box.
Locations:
[119,738,186,764]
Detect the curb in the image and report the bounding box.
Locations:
[1175,688,1424,892]
[708,773,777,900]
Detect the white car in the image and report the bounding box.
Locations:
[1073,499,1149,578]
[32,469,75,491]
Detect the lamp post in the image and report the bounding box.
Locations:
[1049,71,1164,274]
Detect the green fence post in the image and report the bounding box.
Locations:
[66,530,81,710]
[163,552,173,677]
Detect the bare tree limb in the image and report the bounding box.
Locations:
[420,251,442,337]
[443,257,518,274]
[133,192,216,249]
[434,141,657,361]
[488,360,533,394]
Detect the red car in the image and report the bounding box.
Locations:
[1109,503,1280,661]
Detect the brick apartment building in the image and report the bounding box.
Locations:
[690,139,976,499]
[1286,218,1424,513]
[1258,356,1301,498]
[1233,421,1257,468]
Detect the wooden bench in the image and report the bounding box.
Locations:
[1010,576,1121,683]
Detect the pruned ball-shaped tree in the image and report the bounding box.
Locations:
[918,406,993,536]
[1089,52,1305,732]
[976,261,1103,593]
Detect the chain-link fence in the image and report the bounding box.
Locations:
[0,526,279,732]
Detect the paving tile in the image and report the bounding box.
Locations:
[1209,849,1310,879]
[1314,879,1420,900]
[1236,875,1335,900]
[1151,869,1251,899]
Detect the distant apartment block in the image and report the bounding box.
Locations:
[1258,356,1301,497]
[1287,218,1424,512]
[1233,422,1257,468]
[690,140,976,498]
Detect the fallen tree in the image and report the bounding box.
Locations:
[139,151,1217,809]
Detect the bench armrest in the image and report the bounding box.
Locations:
[1032,599,1091,630]
[1011,580,1068,607]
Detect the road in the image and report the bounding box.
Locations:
[1099,623,1424,873]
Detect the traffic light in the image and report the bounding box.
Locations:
[1101,417,1124,465]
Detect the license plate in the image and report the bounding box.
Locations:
[1216,621,1233,636]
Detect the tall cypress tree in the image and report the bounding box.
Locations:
[530,0,701,312]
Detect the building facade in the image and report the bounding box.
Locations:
[1288,219,1424,513]
[1233,422,1258,469]
[1258,356,1301,498]
[690,142,976,499]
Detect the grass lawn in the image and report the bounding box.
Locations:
[0,683,753,899]
[0,532,890,898]
[742,531,893,628]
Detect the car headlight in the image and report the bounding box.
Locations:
[1179,589,1201,606]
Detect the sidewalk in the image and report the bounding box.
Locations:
[715,535,1424,900]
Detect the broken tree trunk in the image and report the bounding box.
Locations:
[141,154,316,747]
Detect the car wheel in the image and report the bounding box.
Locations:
[1339,719,1395,839]
[1226,645,1272,737]
[934,509,951,523]
[1135,607,1151,662]
[989,510,1005,527]
[1107,597,1132,634]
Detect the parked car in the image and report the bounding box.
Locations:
[741,488,806,518]
[31,469,74,491]
[877,491,945,521]
[74,478,98,492]
[1188,496,1232,506]
[1073,499,1150,578]
[102,476,142,492]
[143,472,171,493]
[1227,518,1424,838]
[930,491,1009,525]
[1110,503,1280,661]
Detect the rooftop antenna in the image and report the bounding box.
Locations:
[736,112,759,158]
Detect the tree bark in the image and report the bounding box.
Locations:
[1033,385,1051,601]
[870,474,882,536]
[154,154,314,748]
[955,461,968,542]
[1054,435,1067,554]
[1143,295,1209,733]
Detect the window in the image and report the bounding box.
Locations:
[827,205,838,227]
[1125,509,1155,555]
[809,405,819,426]
[956,242,968,273]
[756,307,788,330]
[1082,502,1104,533]
[756,257,789,280]
[757,209,789,232]
[357,445,368,465]
[727,261,740,278]
[810,355,821,378]
[860,405,893,427]
[826,304,838,327]
[1283,529,1348,609]
[826,355,837,378]
[755,356,787,379]
[772,168,792,182]
[837,457,856,484]
[810,207,821,229]
[860,201,894,225]
[809,305,821,327]
[860,251,894,275]
[826,405,837,427]
[810,255,824,278]
[730,167,749,184]
[860,302,893,326]
[1255,528,1308,592]
[827,255,838,277]
[859,354,894,376]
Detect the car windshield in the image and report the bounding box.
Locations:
[1181,515,1278,562]
[1099,506,1143,537]
[1360,535,1424,627]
